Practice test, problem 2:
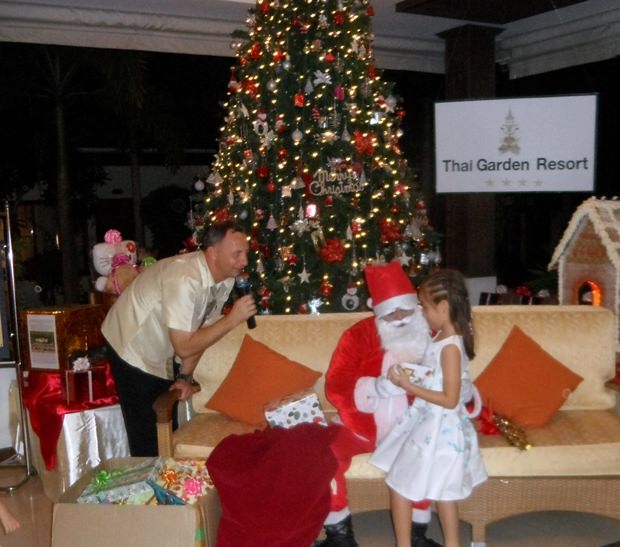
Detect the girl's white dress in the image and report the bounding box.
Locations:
[370,334,487,502]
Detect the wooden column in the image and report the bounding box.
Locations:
[437,25,503,277]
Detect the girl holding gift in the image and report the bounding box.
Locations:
[371,269,487,547]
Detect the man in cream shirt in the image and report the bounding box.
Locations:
[102,220,256,456]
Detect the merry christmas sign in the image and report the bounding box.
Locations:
[434,94,597,193]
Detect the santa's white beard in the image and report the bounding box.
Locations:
[376,311,430,364]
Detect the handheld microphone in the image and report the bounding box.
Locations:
[234,275,257,329]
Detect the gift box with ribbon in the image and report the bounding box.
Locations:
[77,457,163,505]
[154,458,213,505]
[63,357,108,404]
[264,389,327,429]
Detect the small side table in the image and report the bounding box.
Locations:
[28,404,129,501]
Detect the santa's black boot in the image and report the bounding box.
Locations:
[412,522,443,547]
[314,515,359,547]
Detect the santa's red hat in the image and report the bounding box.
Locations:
[364,261,417,317]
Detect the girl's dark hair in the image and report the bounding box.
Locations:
[420,269,475,359]
[202,221,245,248]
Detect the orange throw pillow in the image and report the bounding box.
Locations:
[205,335,322,428]
[474,325,583,428]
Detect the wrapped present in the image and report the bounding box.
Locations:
[77,457,163,505]
[264,389,327,429]
[63,359,108,404]
[20,304,106,370]
[401,362,434,387]
[154,458,214,505]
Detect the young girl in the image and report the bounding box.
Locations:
[370,269,487,547]
[0,498,20,539]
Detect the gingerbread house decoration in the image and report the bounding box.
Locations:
[548,197,620,350]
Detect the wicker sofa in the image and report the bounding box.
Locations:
[154,306,620,546]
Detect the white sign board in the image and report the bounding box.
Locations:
[434,95,597,193]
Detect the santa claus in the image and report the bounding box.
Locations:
[316,261,441,547]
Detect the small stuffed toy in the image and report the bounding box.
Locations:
[92,229,140,295]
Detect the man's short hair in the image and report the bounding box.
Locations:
[202,221,245,248]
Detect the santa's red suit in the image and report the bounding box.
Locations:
[325,315,431,514]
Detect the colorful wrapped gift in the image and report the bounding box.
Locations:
[77,457,163,505]
[154,458,214,505]
[20,304,106,371]
[63,358,108,404]
[264,389,327,429]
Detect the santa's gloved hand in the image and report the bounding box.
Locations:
[375,375,407,397]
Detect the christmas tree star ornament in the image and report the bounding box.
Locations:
[298,266,311,284]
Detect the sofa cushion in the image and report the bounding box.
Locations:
[474,325,583,427]
[205,335,322,427]
[344,410,620,479]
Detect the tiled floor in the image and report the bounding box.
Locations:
[1,461,619,547]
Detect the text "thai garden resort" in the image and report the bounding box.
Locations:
[441,157,590,173]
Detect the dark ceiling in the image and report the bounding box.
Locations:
[396,0,589,24]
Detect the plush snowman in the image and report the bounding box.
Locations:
[92,229,140,295]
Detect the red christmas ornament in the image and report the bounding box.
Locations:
[324,52,335,62]
[351,220,362,234]
[321,278,333,296]
[259,0,270,14]
[183,235,198,252]
[214,208,230,223]
[258,286,272,310]
[334,86,345,100]
[259,244,271,259]
[257,164,270,179]
[324,195,334,207]
[273,50,285,62]
[298,302,309,314]
[287,253,298,266]
[266,181,276,192]
[278,148,288,161]
[249,42,261,60]
[275,114,286,133]
[319,238,346,263]
[367,5,375,16]
[379,219,401,244]
[301,171,314,197]
[242,79,259,98]
[294,93,305,107]
[353,131,376,156]
[333,11,345,25]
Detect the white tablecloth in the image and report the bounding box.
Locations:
[28,404,129,501]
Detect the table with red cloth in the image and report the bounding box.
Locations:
[21,362,130,500]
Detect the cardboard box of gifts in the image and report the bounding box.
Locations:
[63,363,108,405]
[20,304,106,371]
[264,389,327,429]
[76,457,162,505]
[52,457,221,547]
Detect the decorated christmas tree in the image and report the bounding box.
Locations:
[188,0,440,314]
